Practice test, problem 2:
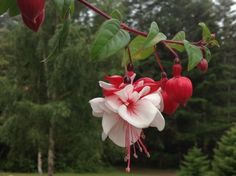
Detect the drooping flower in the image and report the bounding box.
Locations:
[165,64,193,105]
[17,0,45,32]
[160,72,179,115]
[161,91,179,115]
[197,58,208,72]
[89,74,165,172]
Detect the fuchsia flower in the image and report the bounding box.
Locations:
[89,74,165,172]
[197,58,208,72]
[165,64,193,105]
[17,0,45,32]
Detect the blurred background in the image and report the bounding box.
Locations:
[0,0,235,175]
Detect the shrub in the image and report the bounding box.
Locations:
[178,146,209,176]
[212,125,236,176]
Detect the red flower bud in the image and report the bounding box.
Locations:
[161,91,179,115]
[165,64,193,105]
[127,63,134,71]
[197,58,208,72]
[17,0,45,32]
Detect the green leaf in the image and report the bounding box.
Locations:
[168,31,186,52]
[199,22,211,42]
[91,19,130,60]
[209,39,220,47]
[204,47,212,62]
[143,22,166,48]
[111,9,123,21]
[122,48,129,67]
[143,22,159,45]
[129,36,153,61]
[127,22,165,61]
[0,0,19,16]
[144,33,167,49]
[184,40,203,71]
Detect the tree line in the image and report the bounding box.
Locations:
[0,0,235,174]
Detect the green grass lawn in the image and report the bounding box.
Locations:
[0,173,134,176]
[0,170,176,176]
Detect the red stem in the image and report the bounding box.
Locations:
[153,47,164,72]
[127,47,133,64]
[162,41,179,58]
[78,0,148,36]
[78,0,204,59]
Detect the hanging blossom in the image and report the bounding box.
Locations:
[89,73,165,172]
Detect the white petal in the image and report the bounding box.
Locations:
[115,84,133,102]
[102,112,120,136]
[142,93,162,108]
[138,86,150,97]
[102,132,107,141]
[92,111,103,117]
[107,118,126,147]
[105,95,122,113]
[130,91,140,103]
[157,88,164,112]
[150,110,165,131]
[108,119,142,147]
[99,81,113,89]
[130,73,136,84]
[135,80,144,88]
[159,92,164,112]
[89,98,105,117]
[118,99,157,128]
[100,101,113,114]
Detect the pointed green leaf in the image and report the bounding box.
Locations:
[111,9,123,21]
[144,22,159,45]
[129,36,153,61]
[204,47,212,62]
[91,19,130,60]
[184,40,203,71]
[168,31,186,52]
[209,39,220,47]
[144,33,167,49]
[122,48,129,67]
[143,22,166,48]
[199,22,211,42]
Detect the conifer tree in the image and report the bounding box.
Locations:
[178,146,210,176]
[212,125,236,176]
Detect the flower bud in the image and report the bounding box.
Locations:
[197,58,208,73]
[161,91,179,115]
[17,0,45,32]
[165,64,193,105]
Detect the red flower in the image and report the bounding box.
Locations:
[197,58,208,72]
[161,91,179,115]
[90,73,165,172]
[165,64,193,105]
[17,0,45,32]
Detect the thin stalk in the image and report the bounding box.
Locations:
[162,41,179,59]
[78,0,205,58]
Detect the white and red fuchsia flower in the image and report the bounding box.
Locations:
[89,73,165,172]
[89,65,193,172]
